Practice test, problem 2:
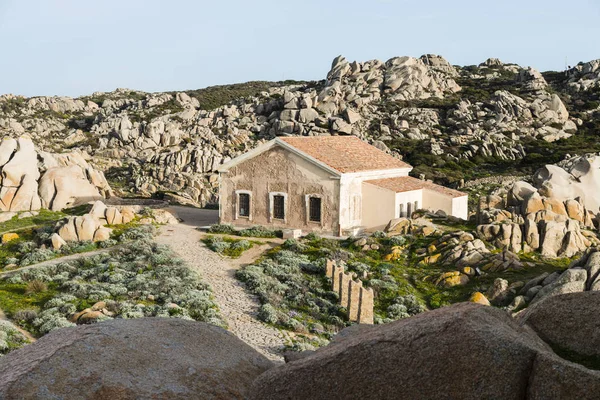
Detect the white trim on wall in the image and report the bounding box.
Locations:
[268,192,288,223]
[351,193,362,223]
[234,190,253,221]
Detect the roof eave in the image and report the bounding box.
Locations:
[217,140,278,173]
[274,138,342,176]
[217,138,343,177]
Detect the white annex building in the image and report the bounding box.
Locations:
[218,136,468,235]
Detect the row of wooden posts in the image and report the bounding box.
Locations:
[325,260,374,324]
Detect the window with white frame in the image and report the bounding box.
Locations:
[269,192,287,222]
[305,194,323,224]
[235,190,252,220]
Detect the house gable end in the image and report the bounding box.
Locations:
[218,139,342,177]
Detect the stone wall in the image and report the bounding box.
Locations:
[325,259,373,324]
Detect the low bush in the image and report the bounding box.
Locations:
[208,224,236,235]
[0,238,225,338]
[236,250,347,349]
[0,320,29,355]
[25,280,47,294]
[203,235,255,258]
[239,226,280,238]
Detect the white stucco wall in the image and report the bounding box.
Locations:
[338,168,411,230]
[452,196,469,220]
[361,182,396,231]
[421,189,468,219]
[422,189,453,216]
[395,190,423,218]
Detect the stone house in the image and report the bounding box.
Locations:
[218,136,468,235]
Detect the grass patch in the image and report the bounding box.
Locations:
[0,238,224,340]
[202,235,261,258]
[0,210,66,234]
[0,283,59,317]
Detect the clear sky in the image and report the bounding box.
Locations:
[1,0,599,97]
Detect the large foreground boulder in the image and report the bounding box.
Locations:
[0,318,274,399]
[518,291,600,359]
[250,302,600,400]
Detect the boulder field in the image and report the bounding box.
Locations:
[2,55,599,206]
[0,136,112,212]
[0,293,600,398]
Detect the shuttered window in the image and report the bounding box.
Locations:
[273,195,285,219]
[238,193,250,217]
[309,197,322,222]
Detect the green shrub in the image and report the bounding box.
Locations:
[208,224,236,235]
[257,303,279,324]
[25,280,47,294]
[304,232,320,241]
[282,238,307,252]
[388,236,407,246]
[0,320,29,354]
[240,226,280,238]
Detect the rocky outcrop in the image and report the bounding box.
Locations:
[0,318,274,399]
[476,159,600,258]
[521,248,600,305]
[2,54,592,206]
[566,59,600,92]
[250,302,600,400]
[53,201,135,246]
[0,136,111,212]
[533,154,600,213]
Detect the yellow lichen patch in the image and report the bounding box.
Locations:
[1,233,19,244]
[423,253,441,264]
[421,226,436,236]
[384,246,404,261]
[427,244,437,254]
[462,267,475,276]
[436,271,469,287]
[470,292,491,306]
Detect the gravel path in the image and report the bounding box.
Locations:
[156,221,288,362]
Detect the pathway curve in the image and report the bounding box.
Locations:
[0,247,119,278]
[155,215,288,362]
[0,308,36,343]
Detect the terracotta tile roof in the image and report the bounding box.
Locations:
[279,136,411,173]
[365,176,467,198]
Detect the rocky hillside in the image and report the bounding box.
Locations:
[1,55,599,206]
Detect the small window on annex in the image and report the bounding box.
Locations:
[238,193,250,217]
[309,197,322,222]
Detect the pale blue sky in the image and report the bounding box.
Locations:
[1,0,599,97]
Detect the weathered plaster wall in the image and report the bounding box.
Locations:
[361,182,396,231]
[220,146,340,233]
